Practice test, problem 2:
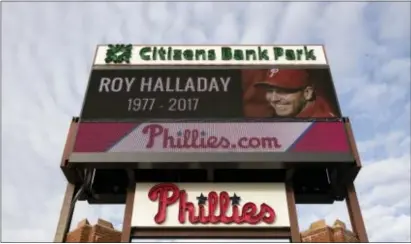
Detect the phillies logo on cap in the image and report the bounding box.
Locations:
[269,68,279,77]
[254,69,311,90]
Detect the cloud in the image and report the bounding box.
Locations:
[377,2,411,41]
[357,132,410,160]
[1,1,410,242]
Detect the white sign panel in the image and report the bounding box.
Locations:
[94,45,327,66]
[131,183,290,228]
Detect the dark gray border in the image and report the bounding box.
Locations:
[69,152,354,164]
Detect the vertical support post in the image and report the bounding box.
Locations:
[286,180,301,242]
[121,170,136,242]
[54,183,76,242]
[55,119,79,242]
[346,182,369,242]
[344,118,368,242]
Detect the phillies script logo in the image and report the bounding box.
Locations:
[148,183,276,225]
[141,124,282,149]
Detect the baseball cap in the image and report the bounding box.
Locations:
[254,69,311,90]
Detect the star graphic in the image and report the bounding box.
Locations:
[230,193,241,206]
[200,131,206,136]
[177,131,182,136]
[196,193,208,205]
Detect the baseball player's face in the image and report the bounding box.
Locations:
[265,86,313,117]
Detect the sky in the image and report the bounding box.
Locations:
[1,1,410,242]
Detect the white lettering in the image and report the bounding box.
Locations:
[124,78,135,92]
[154,77,164,92]
[99,78,111,92]
[185,78,196,92]
[208,78,219,92]
[140,77,152,92]
[111,78,123,92]
[139,77,231,92]
[197,77,208,92]
[99,77,136,92]
[220,77,231,92]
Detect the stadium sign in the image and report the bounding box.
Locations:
[93,45,327,66]
[131,183,290,228]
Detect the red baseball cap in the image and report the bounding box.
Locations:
[254,69,311,90]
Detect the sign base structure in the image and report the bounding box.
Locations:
[56,45,368,243]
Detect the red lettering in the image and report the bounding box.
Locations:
[249,137,261,148]
[208,191,219,223]
[163,128,177,148]
[178,190,198,223]
[183,130,192,148]
[198,204,209,223]
[260,203,276,223]
[242,202,260,224]
[218,191,232,223]
[148,183,179,224]
[142,124,163,148]
[238,137,248,148]
[191,130,201,148]
[149,183,276,225]
[261,137,282,149]
[220,137,231,148]
[207,136,219,148]
[142,125,281,150]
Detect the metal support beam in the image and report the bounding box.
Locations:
[54,183,76,242]
[346,183,369,242]
[286,180,301,242]
[122,170,136,242]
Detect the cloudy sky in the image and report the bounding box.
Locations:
[2,1,410,242]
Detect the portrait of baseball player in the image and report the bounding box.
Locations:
[252,69,337,118]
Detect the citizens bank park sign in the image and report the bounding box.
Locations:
[131,183,290,228]
[94,45,327,66]
[69,121,354,164]
[81,45,339,120]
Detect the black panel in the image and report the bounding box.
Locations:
[135,169,208,182]
[80,68,343,120]
[81,69,243,120]
[293,168,333,204]
[214,169,286,182]
[86,169,128,204]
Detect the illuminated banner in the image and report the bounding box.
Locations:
[69,121,354,163]
[80,68,341,120]
[93,45,327,66]
[131,183,290,228]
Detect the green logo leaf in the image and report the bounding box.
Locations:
[104,44,133,64]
